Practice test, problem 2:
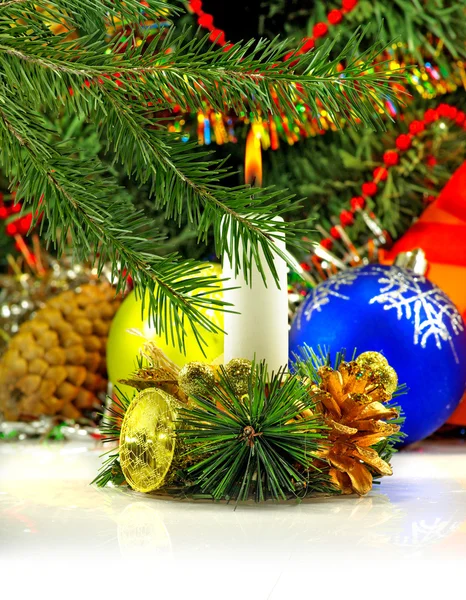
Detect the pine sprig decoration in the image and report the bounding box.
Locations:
[179,363,330,503]
[93,346,403,501]
[0,0,400,350]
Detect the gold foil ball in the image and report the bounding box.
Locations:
[178,361,215,397]
[225,358,253,396]
[119,388,177,493]
[356,351,389,371]
[375,364,398,395]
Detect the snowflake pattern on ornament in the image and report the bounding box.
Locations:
[296,270,359,329]
[367,266,464,352]
[296,265,463,358]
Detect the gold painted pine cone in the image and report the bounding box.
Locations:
[311,358,400,496]
[0,283,121,421]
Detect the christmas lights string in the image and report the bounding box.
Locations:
[60,3,466,148]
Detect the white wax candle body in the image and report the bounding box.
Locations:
[222,221,289,372]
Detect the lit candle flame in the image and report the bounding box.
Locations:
[244,127,262,187]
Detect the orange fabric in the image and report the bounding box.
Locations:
[420,203,464,225]
[437,161,466,221]
[384,222,466,266]
[381,161,466,425]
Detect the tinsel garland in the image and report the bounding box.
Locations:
[182,0,464,147]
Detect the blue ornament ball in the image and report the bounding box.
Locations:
[289,264,466,444]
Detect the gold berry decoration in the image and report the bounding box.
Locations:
[178,361,215,397]
[224,358,253,395]
[356,351,398,394]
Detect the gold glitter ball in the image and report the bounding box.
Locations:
[374,364,398,395]
[225,358,253,396]
[178,361,215,397]
[356,351,389,371]
[119,388,177,493]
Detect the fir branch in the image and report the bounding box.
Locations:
[0,21,401,126]
[0,98,228,349]
[270,0,466,64]
[0,1,402,347]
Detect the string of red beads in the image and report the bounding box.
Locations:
[188,1,359,55]
[319,103,466,250]
[0,193,34,239]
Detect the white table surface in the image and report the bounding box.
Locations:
[1,439,465,596]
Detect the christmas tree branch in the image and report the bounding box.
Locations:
[0,99,228,350]
[0,0,402,348]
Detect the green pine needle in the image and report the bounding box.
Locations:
[178,362,332,504]
[91,387,133,488]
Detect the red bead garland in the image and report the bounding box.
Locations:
[5,222,17,236]
[361,181,378,197]
[373,166,388,181]
[313,23,329,38]
[188,1,359,52]
[340,209,354,226]
[330,225,341,239]
[424,109,439,123]
[329,102,466,247]
[350,196,366,210]
[409,120,425,135]
[395,134,412,151]
[342,0,358,10]
[383,150,399,166]
[320,237,333,250]
[0,194,36,241]
[328,9,343,25]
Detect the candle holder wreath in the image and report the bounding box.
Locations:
[94,344,405,504]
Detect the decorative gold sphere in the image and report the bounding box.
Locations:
[178,361,215,397]
[375,364,399,395]
[119,388,177,493]
[225,358,253,396]
[356,351,389,371]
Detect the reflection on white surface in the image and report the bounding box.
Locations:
[1,439,465,568]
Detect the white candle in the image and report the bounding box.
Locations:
[222,221,289,372]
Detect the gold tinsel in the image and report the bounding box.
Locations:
[311,353,400,496]
[119,388,178,493]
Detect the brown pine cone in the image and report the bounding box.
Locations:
[0,283,121,421]
[310,355,400,496]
